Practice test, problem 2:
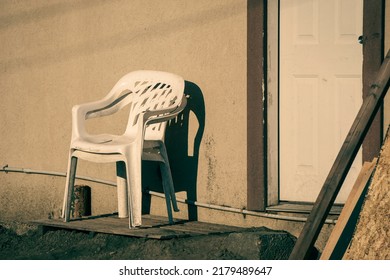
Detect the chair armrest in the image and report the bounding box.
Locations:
[85,90,131,119]
[143,94,187,125]
[71,91,132,140]
[70,97,116,140]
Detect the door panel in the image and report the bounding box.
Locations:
[279,0,363,203]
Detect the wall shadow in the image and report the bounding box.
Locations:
[142,81,205,221]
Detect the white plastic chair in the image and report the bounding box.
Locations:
[62,70,186,228]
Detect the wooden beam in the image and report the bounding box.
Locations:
[320,159,377,260]
[247,0,266,211]
[362,0,385,161]
[289,50,390,260]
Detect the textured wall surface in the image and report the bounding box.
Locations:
[344,127,390,260]
[0,0,247,221]
[0,1,337,251]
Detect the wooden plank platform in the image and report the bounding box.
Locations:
[32,214,245,240]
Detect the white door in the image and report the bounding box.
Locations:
[279,0,363,203]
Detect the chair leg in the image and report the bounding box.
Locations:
[62,154,72,219]
[160,162,174,224]
[160,144,179,212]
[63,156,78,222]
[116,161,129,218]
[125,152,142,228]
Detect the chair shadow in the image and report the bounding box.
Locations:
[142,80,205,221]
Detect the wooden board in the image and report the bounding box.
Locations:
[32,214,245,240]
[320,159,377,260]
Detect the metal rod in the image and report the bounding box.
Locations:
[1,165,337,224]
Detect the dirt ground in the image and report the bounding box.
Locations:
[0,222,297,260]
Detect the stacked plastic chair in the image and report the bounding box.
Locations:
[62,70,187,228]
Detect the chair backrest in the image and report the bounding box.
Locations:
[99,70,185,140]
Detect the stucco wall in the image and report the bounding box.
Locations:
[0,0,247,222]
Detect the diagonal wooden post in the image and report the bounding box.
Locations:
[320,159,377,260]
[289,50,390,260]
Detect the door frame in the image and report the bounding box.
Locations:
[266,0,279,206]
[266,0,384,207]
